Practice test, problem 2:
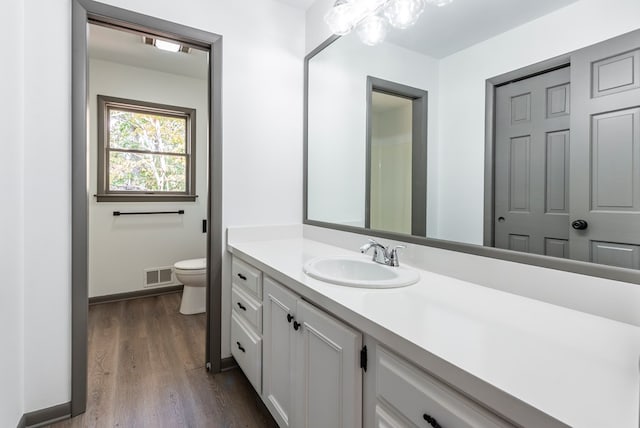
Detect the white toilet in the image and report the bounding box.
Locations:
[174,258,206,315]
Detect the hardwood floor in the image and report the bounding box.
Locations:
[49,293,277,428]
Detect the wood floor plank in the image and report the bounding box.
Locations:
[48,293,276,428]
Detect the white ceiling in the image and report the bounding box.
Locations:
[88,24,209,80]
[87,0,581,77]
[385,0,580,58]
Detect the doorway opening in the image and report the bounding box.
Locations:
[365,76,428,237]
[72,0,222,416]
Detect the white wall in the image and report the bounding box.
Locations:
[19,0,304,413]
[305,0,333,54]
[22,0,73,414]
[307,34,439,233]
[0,1,24,426]
[88,58,207,298]
[437,0,640,243]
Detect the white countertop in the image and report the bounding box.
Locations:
[228,235,640,428]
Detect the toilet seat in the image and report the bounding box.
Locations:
[174,258,206,271]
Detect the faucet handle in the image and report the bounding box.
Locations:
[388,245,405,267]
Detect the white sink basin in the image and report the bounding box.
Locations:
[303,256,420,288]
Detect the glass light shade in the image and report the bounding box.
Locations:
[384,0,425,29]
[425,0,453,6]
[325,0,357,36]
[357,15,388,46]
[351,0,389,15]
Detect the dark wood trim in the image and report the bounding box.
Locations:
[364,77,372,229]
[22,402,71,428]
[483,80,496,247]
[72,0,223,417]
[220,356,238,371]
[207,35,224,374]
[88,285,183,305]
[95,194,198,202]
[71,0,89,417]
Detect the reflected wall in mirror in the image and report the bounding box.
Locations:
[305,0,640,274]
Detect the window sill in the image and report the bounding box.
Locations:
[95,194,198,203]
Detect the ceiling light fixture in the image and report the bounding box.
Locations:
[425,0,453,6]
[155,39,181,52]
[324,0,453,46]
[142,36,190,53]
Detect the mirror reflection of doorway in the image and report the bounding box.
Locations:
[370,91,413,235]
[366,77,428,237]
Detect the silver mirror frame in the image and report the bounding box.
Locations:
[303,35,640,287]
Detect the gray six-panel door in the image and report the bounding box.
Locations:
[494,67,571,256]
[570,31,640,269]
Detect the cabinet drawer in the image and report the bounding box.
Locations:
[377,347,513,428]
[231,310,262,393]
[375,403,409,428]
[232,257,262,299]
[232,284,262,333]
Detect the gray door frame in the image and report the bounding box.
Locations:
[483,59,571,247]
[365,76,428,237]
[72,0,223,416]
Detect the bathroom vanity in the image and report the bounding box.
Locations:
[227,226,640,428]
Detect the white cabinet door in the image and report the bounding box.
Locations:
[263,277,298,428]
[293,299,362,428]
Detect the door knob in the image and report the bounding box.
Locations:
[571,219,588,230]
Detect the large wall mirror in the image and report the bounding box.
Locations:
[305,0,640,284]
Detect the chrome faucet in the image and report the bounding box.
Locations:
[359,239,405,267]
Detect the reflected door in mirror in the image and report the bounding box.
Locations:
[494,67,570,257]
[493,29,640,269]
[571,32,640,269]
